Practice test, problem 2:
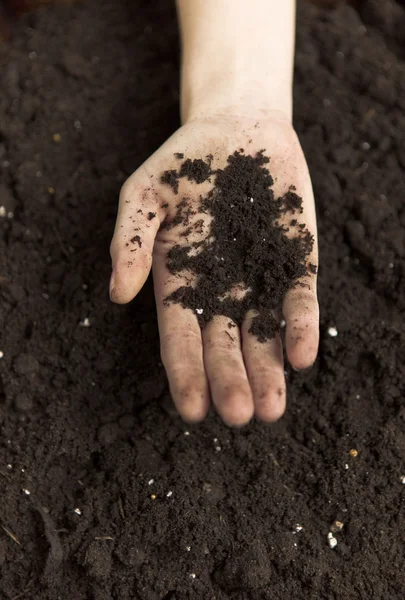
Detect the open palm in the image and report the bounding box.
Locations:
[110,114,319,426]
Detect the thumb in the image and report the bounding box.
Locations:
[109,172,161,304]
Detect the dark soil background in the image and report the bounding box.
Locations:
[0,0,404,598]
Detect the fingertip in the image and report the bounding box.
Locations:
[109,255,152,304]
[216,389,254,428]
[287,337,318,371]
[172,384,210,424]
[255,387,287,423]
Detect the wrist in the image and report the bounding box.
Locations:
[177,0,295,126]
[181,73,293,125]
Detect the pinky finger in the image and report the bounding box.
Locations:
[283,287,319,370]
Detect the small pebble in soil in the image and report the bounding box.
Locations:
[22,488,31,496]
[52,133,62,143]
[215,446,222,452]
[80,317,91,327]
[7,212,13,219]
[48,186,55,195]
[327,532,338,549]
[349,449,358,458]
[330,520,344,533]
[327,327,338,337]
[150,494,157,500]
[0,206,6,217]
[74,508,82,515]
[361,141,371,151]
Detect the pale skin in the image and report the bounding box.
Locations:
[110,0,319,427]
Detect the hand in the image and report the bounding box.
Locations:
[110,111,319,426]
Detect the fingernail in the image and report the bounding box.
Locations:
[109,269,115,301]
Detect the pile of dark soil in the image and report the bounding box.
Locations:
[0,1,404,599]
[162,151,314,341]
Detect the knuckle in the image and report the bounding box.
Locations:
[119,176,136,202]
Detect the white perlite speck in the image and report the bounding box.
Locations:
[196,308,203,315]
[184,431,190,436]
[22,488,31,496]
[166,491,173,497]
[186,546,191,552]
[189,573,196,580]
[401,476,405,484]
[327,532,338,549]
[80,317,91,327]
[280,320,286,328]
[0,206,6,217]
[250,197,254,203]
[74,508,82,515]
[148,479,154,486]
[327,327,338,337]
[0,351,3,359]
[215,446,222,452]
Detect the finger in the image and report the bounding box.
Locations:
[278,169,319,370]
[153,253,210,423]
[283,286,319,370]
[242,311,286,422]
[110,171,161,304]
[202,316,254,427]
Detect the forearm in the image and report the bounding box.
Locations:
[176,0,296,123]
